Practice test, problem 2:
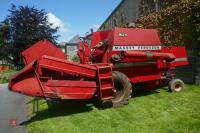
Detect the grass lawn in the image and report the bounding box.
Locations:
[27,85,200,133]
[0,69,18,83]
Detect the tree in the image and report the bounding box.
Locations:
[0,21,10,61]
[5,5,60,67]
[136,0,200,55]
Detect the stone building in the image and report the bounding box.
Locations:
[59,35,81,60]
[99,0,177,30]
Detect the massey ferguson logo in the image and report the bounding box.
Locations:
[119,33,128,37]
[112,45,161,51]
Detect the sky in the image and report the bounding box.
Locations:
[0,0,121,43]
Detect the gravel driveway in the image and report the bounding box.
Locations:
[0,83,27,133]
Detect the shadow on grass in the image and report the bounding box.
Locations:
[131,87,170,98]
[20,86,169,125]
[20,100,93,126]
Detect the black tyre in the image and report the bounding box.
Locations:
[103,71,132,108]
[168,79,184,92]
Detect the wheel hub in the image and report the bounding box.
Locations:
[112,81,125,102]
[174,83,182,91]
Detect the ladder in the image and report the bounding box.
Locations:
[97,65,114,100]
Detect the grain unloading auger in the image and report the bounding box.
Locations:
[9,28,188,107]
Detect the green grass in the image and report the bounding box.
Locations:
[27,85,200,133]
[0,69,18,83]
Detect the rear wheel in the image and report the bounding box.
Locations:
[168,79,184,92]
[102,71,132,108]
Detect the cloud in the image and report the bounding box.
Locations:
[47,13,69,33]
[91,24,100,31]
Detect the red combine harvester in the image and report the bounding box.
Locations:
[9,28,188,107]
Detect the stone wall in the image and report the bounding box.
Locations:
[195,57,200,84]
[176,56,200,84]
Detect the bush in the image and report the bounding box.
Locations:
[136,0,200,55]
[0,69,17,83]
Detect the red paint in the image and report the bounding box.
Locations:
[21,39,67,65]
[9,119,17,126]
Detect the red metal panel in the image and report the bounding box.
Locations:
[161,46,188,67]
[46,80,96,88]
[21,39,67,65]
[129,74,161,83]
[43,86,96,99]
[8,61,44,97]
[91,30,111,48]
[38,55,97,78]
[44,80,97,99]
[113,28,161,46]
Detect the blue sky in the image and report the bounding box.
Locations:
[0,0,121,42]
